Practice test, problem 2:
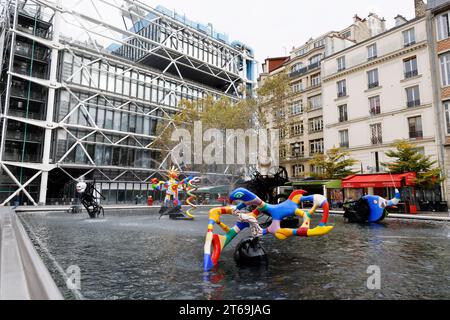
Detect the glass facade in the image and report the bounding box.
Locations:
[0,1,255,205]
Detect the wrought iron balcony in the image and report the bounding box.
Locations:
[337,90,347,98]
[368,82,379,89]
[407,100,421,108]
[371,136,383,145]
[310,150,324,157]
[370,106,381,116]
[409,131,423,139]
[289,62,321,78]
[339,116,348,123]
[404,70,419,79]
[291,153,305,159]
[307,103,322,111]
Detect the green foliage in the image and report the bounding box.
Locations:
[256,72,290,102]
[152,95,257,162]
[256,72,290,127]
[308,147,358,179]
[382,140,444,189]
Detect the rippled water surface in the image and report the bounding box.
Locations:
[20,211,450,300]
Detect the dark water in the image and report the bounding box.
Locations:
[19,211,450,300]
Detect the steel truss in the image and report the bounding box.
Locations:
[0,0,255,206]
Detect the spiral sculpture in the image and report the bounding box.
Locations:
[185,177,200,219]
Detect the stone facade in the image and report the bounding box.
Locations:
[260,14,386,181]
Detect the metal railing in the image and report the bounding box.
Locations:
[289,61,321,78]
[310,151,324,157]
[404,70,419,79]
[290,153,305,159]
[371,136,383,145]
[407,100,421,108]
[339,115,348,123]
[404,41,416,47]
[368,82,379,89]
[370,106,381,115]
[409,131,423,139]
[337,90,347,98]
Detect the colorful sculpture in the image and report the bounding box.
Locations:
[343,189,401,223]
[299,192,330,226]
[203,188,334,271]
[150,167,200,219]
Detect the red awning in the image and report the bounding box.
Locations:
[342,173,416,188]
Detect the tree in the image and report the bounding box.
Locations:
[256,72,290,128]
[152,95,258,179]
[308,147,358,179]
[152,72,290,179]
[382,140,444,189]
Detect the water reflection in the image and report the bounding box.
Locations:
[20,212,450,300]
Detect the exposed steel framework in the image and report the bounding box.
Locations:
[0,0,256,205]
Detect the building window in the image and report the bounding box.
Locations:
[403,28,416,47]
[314,38,326,48]
[406,86,421,108]
[279,128,287,139]
[291,142,305,158]
[338,104,348,122]
[337,80,347,97]
[342,30,352,39]
[408,116,423,139]
[337,56,346,71]
[296,48,308,57]
[370,123,383,145]
[369,96,381,115]
[293,164,305,177]
[309,54,322,66]
[291,101,303,115]
[308,95,322,110]
[309,117,323,133]
[280,146,287,159]
[437,12,450,40]
[444,101,450,134]
[275,108,286,119]
[291,123,304,136]
[404,57,418,78]
[309,139,324,156]
[367,69,379,89]
[310,164,324,175]
[292,81,304,93]
[439,52,450,86]
[339,129,349,148]
[368,43,377,60]
[311,73,321,87]
[291,63,303,73]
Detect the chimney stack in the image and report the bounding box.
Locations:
[414,0,426,18]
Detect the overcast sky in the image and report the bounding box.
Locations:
[143,0,417,69]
